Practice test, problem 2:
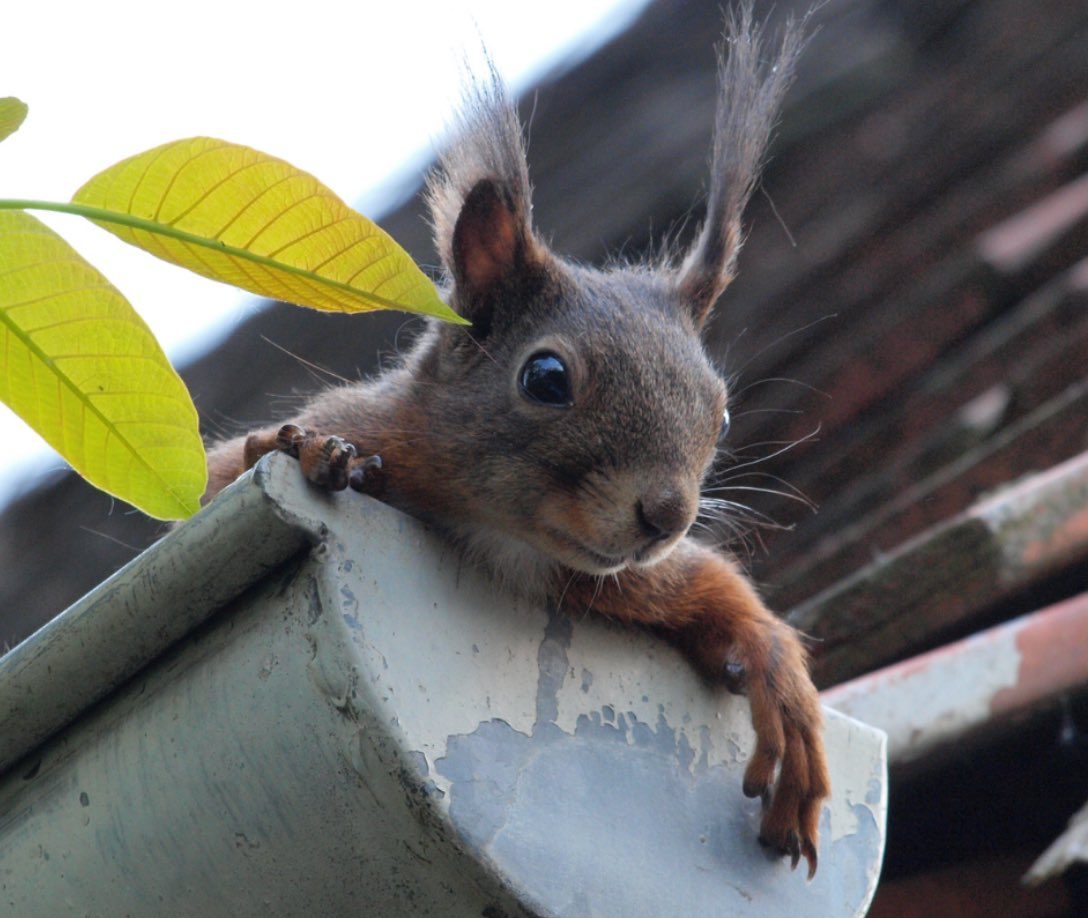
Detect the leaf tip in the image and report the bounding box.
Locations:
[0,96,29,143]
[442,307,472,327]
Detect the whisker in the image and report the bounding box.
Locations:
[259,336,353,385]
[709,471,817,508]
[77,526,145,554]
[720,325,750,373]
[710,484,816,511]
[716,425,821,473]
[462,329,500,366]
[731,313,838,379]
[729,436,813,452]
[694,481,797,558]
[729,407,804,419]
[700,497,783,525]
[760,182,797,249]
[694,511,764,559]
[556,570,578,610]
[731,376,831,400]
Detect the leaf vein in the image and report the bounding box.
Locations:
[166,150,273,228]
[264,213,355,260]
[241,187,326,252]
[224,173,312,245]
[149,139,230,222]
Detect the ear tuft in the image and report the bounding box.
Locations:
[426,59,535,281]
[676,4,809,328]
[426,58,545,330]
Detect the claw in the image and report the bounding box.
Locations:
[275,424,306,457]
[350,454,385,491]
[787,831,801,870]
[802,840,818,880]
[349,454,383,493]
[332,439,358,490]
[321,436,354,461]
[742,763,774,800]
[723,660,747,695]
[759,829,802,871]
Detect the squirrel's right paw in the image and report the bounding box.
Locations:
[732,630,829,880]
[267,425,379,492]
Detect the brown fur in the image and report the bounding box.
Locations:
[205,3,827,879]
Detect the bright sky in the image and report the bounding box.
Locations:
[0,0,649,508]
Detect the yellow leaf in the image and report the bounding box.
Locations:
[0,210,206,519]
[73,137,464,323]
[0,97,28,143]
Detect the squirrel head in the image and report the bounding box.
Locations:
[415,10,804,578]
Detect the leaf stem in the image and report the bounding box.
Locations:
[0,198,466,323]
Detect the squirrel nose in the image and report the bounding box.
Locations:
[636,490,692,543]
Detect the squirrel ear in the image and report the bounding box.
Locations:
[451,178,534,324]
[674,6,806,328]
[676,218,740,329]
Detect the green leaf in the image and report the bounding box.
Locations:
[0,97,28,143]
[72,137,465,324]
[0,210,206,519]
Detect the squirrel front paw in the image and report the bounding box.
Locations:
[251,424,381,492]
[728,633,829,879]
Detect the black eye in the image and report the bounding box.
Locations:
[519,351,573,407]
[719,406,732,441]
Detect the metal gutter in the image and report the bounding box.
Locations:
[0,453,887,915]
[0,461,320,775]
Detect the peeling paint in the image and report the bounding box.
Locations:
[553,613,755,772]
[435,710,765,913]
[992,593,1088,716]
[580,668,594,693]
[429,604,887,915]
[435,705,884,915]
[823,713,889,846]
[535,610,573,725]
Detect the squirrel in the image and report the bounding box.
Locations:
[203,4,829,879]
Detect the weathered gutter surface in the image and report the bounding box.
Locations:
[0,453,887,916]
[0,467,319,776]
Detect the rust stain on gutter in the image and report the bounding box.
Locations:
[822,592,1088,766]
[989,593,1088,718]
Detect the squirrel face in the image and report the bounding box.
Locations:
[413,179,727,577]
[504,267,726,575]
